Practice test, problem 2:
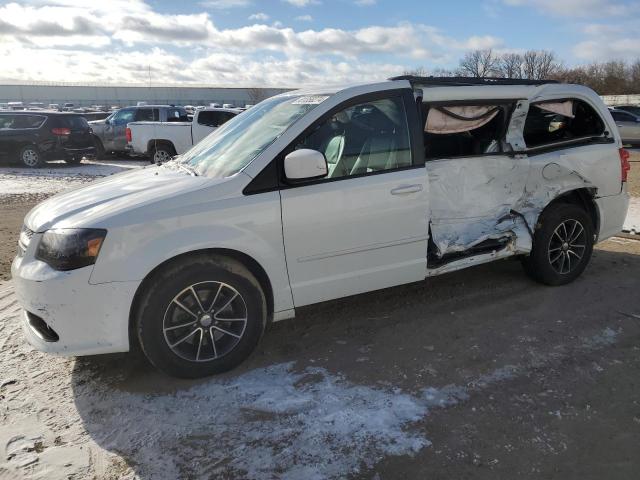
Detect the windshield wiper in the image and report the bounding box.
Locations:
[175,162,199,176]
[161,159,198,176]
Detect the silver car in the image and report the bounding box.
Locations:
[610,108,640,145]
[89,105,189,158]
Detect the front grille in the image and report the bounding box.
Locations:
[18,225,34,254]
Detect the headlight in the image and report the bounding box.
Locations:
[35,228,107,271]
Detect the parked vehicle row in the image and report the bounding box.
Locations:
[0,111,95,167]
[610,108,640,145]
[89,105,190,158]
[126,107,241,163]
[12,77,630,378]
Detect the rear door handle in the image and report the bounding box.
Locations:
[390,184,423,195]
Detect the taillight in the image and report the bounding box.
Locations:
[619,148,631,182]
[125,127,132,143]
[51,127,71,136]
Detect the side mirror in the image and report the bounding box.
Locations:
[284,149,328,181]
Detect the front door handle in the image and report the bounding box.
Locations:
[390,184,423,195]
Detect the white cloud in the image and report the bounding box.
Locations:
[295,14,313,21]
[283,0,319,6]
[199,0,252,8]
[573,37,640,60]
[355,0,377,5]
[502,0,635,16]
[248,12,269,21]
[0,0,508,87]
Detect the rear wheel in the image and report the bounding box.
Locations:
[136,255,267,378]
[149,144,175,164]
[93,137,110,160]
[522,204,594,286]
[19,145,43,168]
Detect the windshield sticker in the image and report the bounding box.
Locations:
[292,95,330,105]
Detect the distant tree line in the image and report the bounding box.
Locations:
[404,49,640,95]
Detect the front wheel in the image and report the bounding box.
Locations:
[136,255,267,378]
[522,204,594,286]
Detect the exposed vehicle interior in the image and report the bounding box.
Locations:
[295,97,412,179]
[523,99,605,148]
[421,103,511,159]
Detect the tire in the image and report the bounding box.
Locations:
[149,144,175,164]
[93,137,109,160]
[522,204,594,286]
[18,145,43,168]
[135,254,267,378]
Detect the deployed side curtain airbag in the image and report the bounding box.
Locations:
[534,100,575,118]
[425,105,500,134]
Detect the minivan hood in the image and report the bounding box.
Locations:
[25,166,218,232]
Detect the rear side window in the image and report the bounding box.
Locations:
[166,108,189,122]
[611,111,637,122]
[59,116,89,129]
[0,115,16,129]
[135,108,159,121]
[197,111,237,127]
[422,103,510,159]
[0,115,46,129]
[523,99,605,149]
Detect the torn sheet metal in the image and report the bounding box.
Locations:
[426,153,531,258]
[505,100,529,151]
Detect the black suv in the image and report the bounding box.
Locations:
[0,111,96,168]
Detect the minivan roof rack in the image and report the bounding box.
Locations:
[389,76,558,86]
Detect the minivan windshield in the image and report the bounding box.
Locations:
[176,94,328,178]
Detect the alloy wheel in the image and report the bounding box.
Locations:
[22,148,40,167]
[162,281,248,362]
[154,150,172,164]
[547,219,586,275]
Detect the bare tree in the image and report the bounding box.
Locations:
[431,67,456,77]
[458,49,499,78]
[522,50,560,80]
[497,53,523,79]
[402,66,428,76]
[629,59,640,88]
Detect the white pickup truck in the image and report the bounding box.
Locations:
[126,107,241,163]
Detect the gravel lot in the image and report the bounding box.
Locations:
[1,156,640,479]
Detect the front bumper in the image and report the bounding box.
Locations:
[11,243,139,356]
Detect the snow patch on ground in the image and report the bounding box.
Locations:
[0,159,147,195]
[75,363,429,479]
[0,276,624,479]
[623,196,640,234]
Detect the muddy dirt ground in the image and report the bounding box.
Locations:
[1,159,640,479]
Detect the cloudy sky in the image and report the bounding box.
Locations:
[0,0,638,87]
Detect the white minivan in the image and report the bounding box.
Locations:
[12,77,630,378]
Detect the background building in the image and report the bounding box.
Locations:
[0,81,291,108]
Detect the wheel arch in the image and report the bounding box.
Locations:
[92,134,104,148]
[128,248,274,349]
[537,187,600,238]
[147,139,177,155]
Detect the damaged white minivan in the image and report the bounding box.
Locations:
[13,77,631,378]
